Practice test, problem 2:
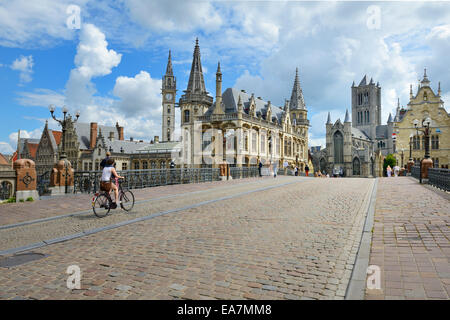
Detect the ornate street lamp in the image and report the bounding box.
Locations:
[413,117,433,182]
[49,105,80,160]
[407,133,414,174]
[49,105,80,193]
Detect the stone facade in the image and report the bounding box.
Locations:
[174,39,309,169]
[313,76,395,177]
[393,70,449,168]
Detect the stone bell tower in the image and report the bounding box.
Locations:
[162,50,176,142]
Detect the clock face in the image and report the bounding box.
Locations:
[165,93,173,100]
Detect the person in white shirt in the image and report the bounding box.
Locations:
[100,158,124,209]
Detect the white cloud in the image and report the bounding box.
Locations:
[0,0,88,48]
[113,71,162,117]
[8,128,43,151]
[16,89,65,107]
[11,55,34,83]
[0,142,15,154]
[65,23,122,109]
[125,0,223,33]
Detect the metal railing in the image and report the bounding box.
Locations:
[411,166,420,179]
[428,168,450,192]
[72,168,265,194]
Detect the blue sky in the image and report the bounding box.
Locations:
[1,0,450,154]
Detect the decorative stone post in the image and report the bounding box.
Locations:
[49,159,74,195]
[13,159,39,202]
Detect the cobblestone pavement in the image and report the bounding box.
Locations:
[0,178,308,252]
[0,177,374,300]
[0,177,267,227]
[365,177,450,300]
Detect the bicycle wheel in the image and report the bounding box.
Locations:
[120,189,135,212]
[93,193,111,218]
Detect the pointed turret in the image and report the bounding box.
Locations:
[421,68,430,87]
[213,62,224,115]
[359,75,367,86]
[344,109,350,123]
[410,84,413,99]
[352,81,355,87]
[387,113,393,123]
[289,68,306,110]
[166,50,173,75]
[438,81,441,96]
[326,112,331,124]
[237,95,243,113]
[369,77,374,85]
[186,38,207,94]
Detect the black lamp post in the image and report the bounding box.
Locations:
[413,117,432,183]
[49,105,80,193]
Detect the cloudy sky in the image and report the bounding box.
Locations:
[0,0,449,154]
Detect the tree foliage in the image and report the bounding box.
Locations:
[383,154,397,174]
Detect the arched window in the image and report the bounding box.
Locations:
[184,110,190,123]
[142,161,148,169]
[334,131,344,163]
[353,157,361,176]
[167,106,171,114]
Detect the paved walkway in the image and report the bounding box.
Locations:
[365,177,450,300]
[0,177,265,227]
[0,176,374,300]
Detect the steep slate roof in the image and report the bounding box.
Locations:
[289,68,306,110]
[73,122,118,150]
[185,38,207,95]
[217,88,284,122]
[351,127,370,140]
[376,125,388,139]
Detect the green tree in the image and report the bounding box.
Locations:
[383,154,396,175]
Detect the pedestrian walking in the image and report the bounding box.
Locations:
[393,165,400,177]
[273,161,277,178]
[386,165,392,177]
[294,166,298,176]
[258,161,263,177]
[305,165,310,177]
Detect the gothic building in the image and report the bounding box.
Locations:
[313,76,394,177]
[169,39,310,169]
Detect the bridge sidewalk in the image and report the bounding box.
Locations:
[365,177,450,300]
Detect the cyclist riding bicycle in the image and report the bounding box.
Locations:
[100,158,124,209]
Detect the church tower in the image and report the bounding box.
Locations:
[178,38,213,167]
[351,75,381,140]
[162,50,176,142]
[289,68,309,161]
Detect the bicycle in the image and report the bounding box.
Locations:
[92,178,135,218]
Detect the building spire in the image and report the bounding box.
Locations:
[344,109,350,123]
[326,112,331,124]
[289,67,306,110]
[421,67,430,87]
[186,38,207,94]
[410,84,413,99]
[213,61,224,115]
[438,81,441,96]
[165,50,173,75]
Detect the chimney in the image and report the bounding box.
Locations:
[119,127,124,140]
[90,123,98,150]
[116,122,124,141]
[154,136,159,144]
[109,131,114,142]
